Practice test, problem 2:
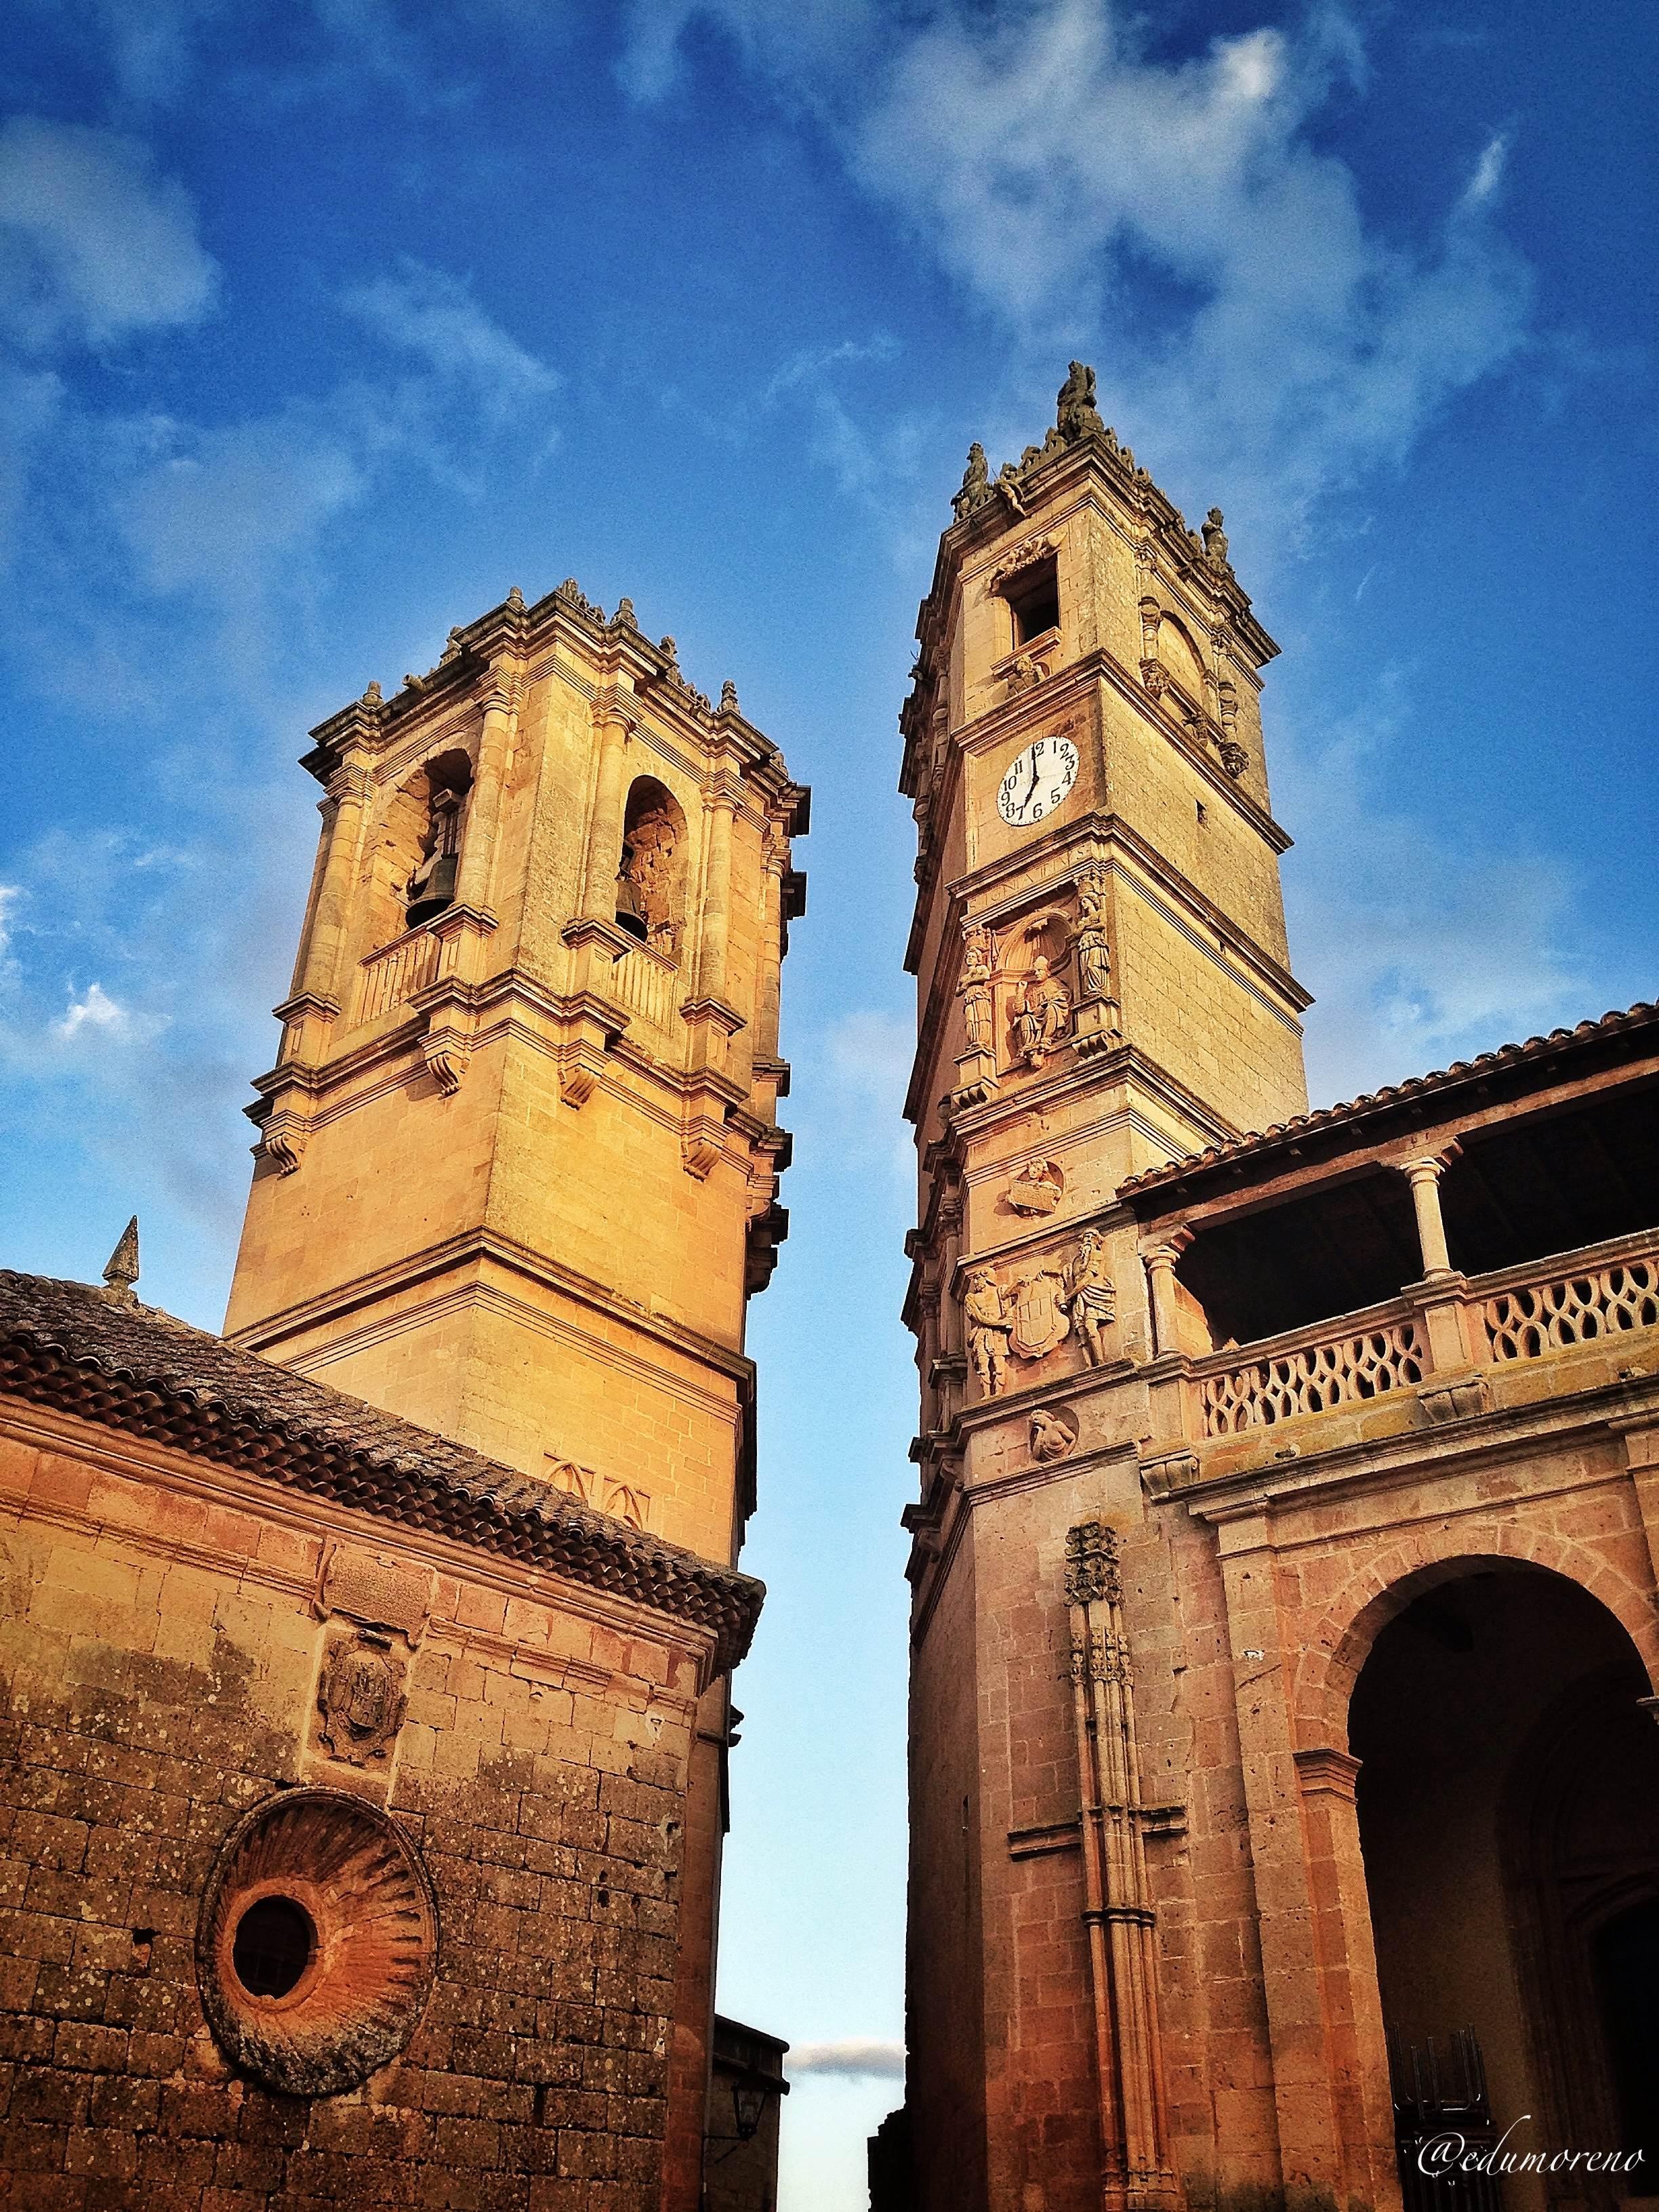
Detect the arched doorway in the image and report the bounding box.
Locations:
[1349,1561,1659,2212]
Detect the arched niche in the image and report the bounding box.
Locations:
[1154,611,1207,706]
[370,748,472,945]
[615,775,687,958]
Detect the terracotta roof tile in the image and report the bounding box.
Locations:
[0,1269,762,1671]
[1118,1001,1659,1202]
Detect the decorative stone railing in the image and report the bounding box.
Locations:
[1478,1234,1659,1364]
[1187,1226,1659,1441]
[354,925,439,1023]
[1199,1305,1425,1436]
[607,939,680,1031]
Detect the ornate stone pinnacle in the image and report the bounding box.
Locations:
[720,680,739,714]
[101,1216,140,1303]
[361,680,382,707]
[506,584,525,611]
[615,597,636,628]
[1065,1519,1122,1608]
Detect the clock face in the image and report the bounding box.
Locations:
[997,733,1079,827]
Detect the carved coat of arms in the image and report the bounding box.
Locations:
[318,1635,407,1766]
[1009,1269,1071,1360]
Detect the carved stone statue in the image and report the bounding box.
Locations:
[959,923,996,1054]
[617,804,680,951]
[1202,508,1230,570]
[963,1269,1011,1399]
[1006,654,1040,696]
[1056,361,1106,445]
[996,462,1027,517]
[1062,1229,1117,1368]
[1012,956,1071,1068]
[1073,867,1112,1000]
[952,443,990,519]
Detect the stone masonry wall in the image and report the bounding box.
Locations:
[0,1402,706,2211]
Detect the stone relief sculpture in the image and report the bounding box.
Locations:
[959,922,996,1054]
[1030,1407,1078,1464]
[1007,1160,1063,1216]
[317,1633,407,1766]
[1009,1267,1071,1360]
[1073,867,1112,1000]
[964,1269,1012,1398]
[1062,1229,1117,1368]
[1013,955,1071,1068]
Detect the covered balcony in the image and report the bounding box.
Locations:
[1120,1003,1659,1471]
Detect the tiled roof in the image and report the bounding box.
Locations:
[1118,1000,1659,1203]
[0,1269,762,1672]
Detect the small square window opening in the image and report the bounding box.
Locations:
[1006,558,1059,647]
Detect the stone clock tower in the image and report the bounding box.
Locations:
[897,368,1312,2211]
[224,579,807,2209]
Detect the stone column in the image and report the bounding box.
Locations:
[298,766,372,1008]
[754,842,784,1062]
[580,697,633,924]
[698,783,738,1006]
[453,681,516,915]
[1143,1241,1187,1357]
[1401,1153,1456,1277]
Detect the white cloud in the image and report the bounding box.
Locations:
[342,259,561,432]
[621,1,1532,558]
[788,2038,905,2079]
[53,981,132,1040]
[815,1007,916,1185]
[0,117,218,351]
[1460,132,1509,211]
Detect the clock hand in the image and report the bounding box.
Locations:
[1025,754,1041,811]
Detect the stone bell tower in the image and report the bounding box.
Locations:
[895,368,1311,2210]
[224,579,806,2207]
[226,581,806,1565]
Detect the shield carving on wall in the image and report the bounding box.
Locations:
[1009,1269,1070,1360]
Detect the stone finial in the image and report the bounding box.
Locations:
[361,680,383,707]
[720,680,739,714]
[102,1216,140,1304]
[506,584,525,611]
[441,627,464,663]
[615,597,637,629]
[1202,508,1230,570]
[660,635,678,663]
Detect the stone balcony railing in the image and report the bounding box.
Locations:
[1155,1225,1659,1456]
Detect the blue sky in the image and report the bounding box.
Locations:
[1,1,1655,2202]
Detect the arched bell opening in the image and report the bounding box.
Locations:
[403,750,472,930]
[1349,1559,1659,2212]
[615,776,686,958]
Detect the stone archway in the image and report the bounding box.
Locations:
[1347,1561,1659,2212]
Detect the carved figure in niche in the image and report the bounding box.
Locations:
[952,442,991,519]
[1009,1268,1070,1360]
[1013,955,1071,1068]
[615,780,684,956]
[317,1633,406,1766]
[405,783,464,928]
[1202,508,1230,569]
[959,923,996,1054]
[1030,1408,1077,1464]
[1073,867,1112,1000]
[963,1269,1012,1399]
[1062,1229,1117,1368]
[1056,361,1106,444]
[1007,1160,1063,1216]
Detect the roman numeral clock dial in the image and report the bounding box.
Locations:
[997,735,1078,827]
